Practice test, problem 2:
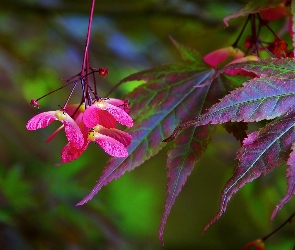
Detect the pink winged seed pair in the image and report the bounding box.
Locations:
[26,99,133,163]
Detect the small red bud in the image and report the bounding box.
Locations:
[30,99,40,109]
[244,35,256,49]
[98,67,109,77]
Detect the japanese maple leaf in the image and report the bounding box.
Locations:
[165,58,295,232]
[76,38,247,244]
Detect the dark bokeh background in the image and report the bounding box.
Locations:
[0,0,294,249]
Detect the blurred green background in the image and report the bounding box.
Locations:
[0,0,294,249]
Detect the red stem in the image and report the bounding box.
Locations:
[80,0,96,108]
[63,0,95,109]
[81,0,96,75]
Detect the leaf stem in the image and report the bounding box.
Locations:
[256,13,280,40]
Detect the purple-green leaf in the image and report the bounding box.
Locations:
[292,1,295,52]
[168,35,208,66]
[201,58,295,95]
[203,111,295,232]
[271,142,295,219]
[76,39,215,208]
[77,54,246,246]
[223,58,295,80]
[159,125,215,244]
[76,37,248,243]
[158,73,244,243]
[76,65,215,206]
[165,77,295,141]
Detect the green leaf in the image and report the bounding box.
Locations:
[168,35,207,66]
[291,1,295,55]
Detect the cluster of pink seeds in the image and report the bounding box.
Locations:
[26,98,133,163]
[26,66,133,163]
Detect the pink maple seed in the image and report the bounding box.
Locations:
[46,104,85,143]
[61,140,90,163]
[88,131,128,157]
[83,100,133,128]
[61,125,131,162]
[83,106,117,128]
[93,125,132,147]
[26,111,57,130]
[104,98,131,113]
[61,122,90,163]
[26,110,84,149]
[99,101,133,127]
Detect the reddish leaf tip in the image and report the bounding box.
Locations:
[77,188,101,206]
[76,200,86,206]
[162,133,177,142]
[202,210,224,234]
[270,205,280,220]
